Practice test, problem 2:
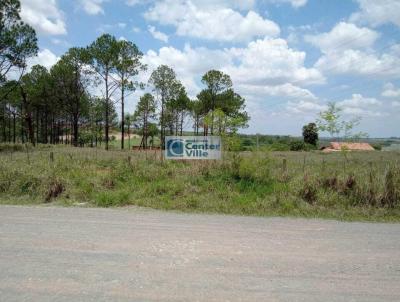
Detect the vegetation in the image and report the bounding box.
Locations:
[1,0,399,223]
[0,145,399,222]
[316,102,366,140]
[302,123,318,146]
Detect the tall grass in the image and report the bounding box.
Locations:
[0,144,399,221]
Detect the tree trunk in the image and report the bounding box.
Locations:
[105,70,109,151]
[127,123,131,150]
[73,113,79,147]
[210,94,215,136]
[180,112,183,136]
[121,83,125,150]
[12,112,16,143]
[20,89,35,146]
[160,94,165,160]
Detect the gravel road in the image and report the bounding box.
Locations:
[0,205,399,301]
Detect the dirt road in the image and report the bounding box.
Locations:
[0,205,399,301]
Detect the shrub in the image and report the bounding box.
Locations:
[289,141,305,151]
[299,177,317,204]
[372,143,382,151]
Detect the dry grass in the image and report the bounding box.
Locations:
[0,144,399,221]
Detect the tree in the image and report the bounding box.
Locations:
[316,102,365,140]
[149,65,179,152]
[191,98,206,136]
[195,83,249,136]
[316,102,342,139]
[0,0,37,92]
[88,34,119,150]
[114,40,146,149]
[50,48,91,146]
[201,70,232,134]
[166,84,190,136]
[133,93,156,149]
[124,113,134,149]
[204,108,249,135]
[17,65,49,145]
[302,123,318,146]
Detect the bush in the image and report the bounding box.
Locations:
[289,141,306,151]
[372,143,382,151]
[289,141,317,151]
[299,176,317,204]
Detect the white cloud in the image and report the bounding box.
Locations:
[314,48,400,77]
[128,0,256,10]
[307,22,400,77]
[144,0,280,42]
[338,94,383,117]
[28,49,60,70]
[143,45,232,96]
[392,101,400,107]
[148,26,169,43]
[350,0,400,27]
[338,93,381,107]
[269,0,308,8]
[382,83,400,98]
[20,0,66,35]
[79,0,106,15]
[225,37,324,86]
[286,100,326,115]
[305,22,379,53]
[143,38,323,97]
[126,0,142,5]
[237,83,317,101]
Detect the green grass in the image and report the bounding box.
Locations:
[0,144,399,222]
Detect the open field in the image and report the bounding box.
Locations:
[0,145,399,221]
[1,205,400,301]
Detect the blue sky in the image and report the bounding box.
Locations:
[19,0,400,137]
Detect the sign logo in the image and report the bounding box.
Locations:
[165,136,222,160]
[167,138,184,157]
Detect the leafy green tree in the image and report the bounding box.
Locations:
[17,65,50,145]
[149,65,180,151]
[316,102,365,140]
[50,48,91,146]
[0,0,37,90]
[114,40,146,149]
[316,102,343,139]
[191,98,207,136]
[88,34,119,150]
[302,122,318,146]
[204,108,248,135]
[133,93,156,149]
[166,84,190,136]
[201,70,232,134]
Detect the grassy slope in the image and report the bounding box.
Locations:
[0,146,399,222]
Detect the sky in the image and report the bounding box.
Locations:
[18,0,400,137]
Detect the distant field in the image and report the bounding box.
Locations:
[0,145,399,222]
[107,133,161,149]
[383,144,400,151]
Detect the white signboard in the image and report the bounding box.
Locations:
[165,136,222,160]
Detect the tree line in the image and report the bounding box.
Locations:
[0,0,249,150]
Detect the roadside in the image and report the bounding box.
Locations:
[1,205,399,301]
